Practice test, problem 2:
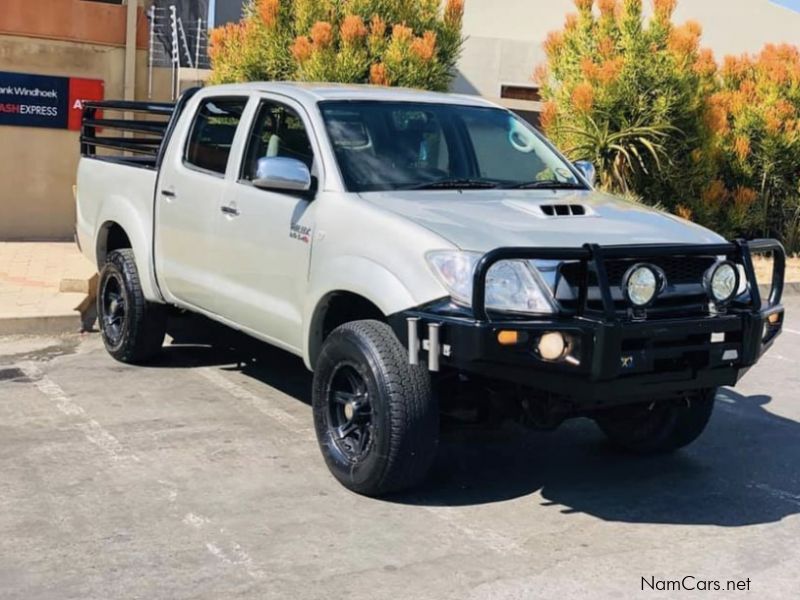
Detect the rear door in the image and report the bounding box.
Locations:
[211,97,320,351]
[155,96,248,311]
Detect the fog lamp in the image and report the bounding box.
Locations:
[538,332,567,361]
[623,264,660,307]
[705,261,739,305]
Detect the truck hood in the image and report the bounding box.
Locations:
[359,189,724,251]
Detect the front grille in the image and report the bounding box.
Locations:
[556,255,717,318]
[560,255,716,287]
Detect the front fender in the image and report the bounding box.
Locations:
[302,255,437,369]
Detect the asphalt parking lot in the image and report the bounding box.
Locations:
[1,300,799,599]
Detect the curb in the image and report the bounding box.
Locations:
[0,274,96,336]
[0,314,83,336]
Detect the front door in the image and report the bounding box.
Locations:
[213,98,319,351]
[155,96,248,311]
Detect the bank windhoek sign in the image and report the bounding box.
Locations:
[0,71,103,131]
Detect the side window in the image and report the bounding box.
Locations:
[185,98,247,175]
[241,101,315,181]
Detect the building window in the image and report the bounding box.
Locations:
[500,85,541,103]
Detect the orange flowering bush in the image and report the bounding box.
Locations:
[538,0,800,248]
[693,44,800,245]
[537,0,716,200]
[208,0,464,91]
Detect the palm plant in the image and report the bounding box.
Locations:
[557,113,677,193]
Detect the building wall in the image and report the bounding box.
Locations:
[0,0,161,241]
[453,0,800,98]
[0,0,148,49]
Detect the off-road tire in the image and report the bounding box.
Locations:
[98,249,167,364]
[312,320,438,496]
[594,389,716,454]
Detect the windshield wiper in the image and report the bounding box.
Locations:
[504,180,586,190]
[403,178,500,190]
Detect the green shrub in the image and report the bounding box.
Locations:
[536,0,715,207]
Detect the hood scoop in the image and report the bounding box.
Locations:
[503,199,594,218]
[540,204,589,216]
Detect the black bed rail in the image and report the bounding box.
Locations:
[471,239,785,322]
[80,99,175,162]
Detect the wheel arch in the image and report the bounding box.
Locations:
[96,221,132,268]
[93,196,162,302]
[306,291,386,370]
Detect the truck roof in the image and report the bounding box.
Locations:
[198,81,501,108]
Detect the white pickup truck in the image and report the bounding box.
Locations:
[77,83,786,496]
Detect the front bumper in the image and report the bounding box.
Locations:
[390,239,786,406]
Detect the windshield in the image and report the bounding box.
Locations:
[318,101,585,192]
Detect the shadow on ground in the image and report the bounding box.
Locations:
[159,313,800,527]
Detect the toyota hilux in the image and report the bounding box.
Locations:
[76,83,786,495]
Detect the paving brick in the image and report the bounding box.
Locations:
[0,242,95,334]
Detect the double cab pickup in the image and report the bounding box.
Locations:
[76,83,786,495]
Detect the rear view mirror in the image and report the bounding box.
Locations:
[573,160,597,187]
[253,157,312,192]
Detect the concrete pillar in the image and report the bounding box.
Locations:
[124,0,138,101]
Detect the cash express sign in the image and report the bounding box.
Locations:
[0,71,103,131]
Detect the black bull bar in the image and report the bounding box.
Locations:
[393,239,786,403]
[471,239,785,321]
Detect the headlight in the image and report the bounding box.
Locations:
[623,264,661,307]
[704,261,740,304]
[426,251,555,314]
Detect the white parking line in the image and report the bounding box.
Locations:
[183,511,265,580]
[19,362,140,463]
[197,367,312,435]
[749,483,800,507]
[772,354,794,363]
[423,506,526,556]
[18,362,266,579]
[782,327,800,336]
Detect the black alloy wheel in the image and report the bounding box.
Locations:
[326,363,375,462]
[97,249,167,363]
[100,271,127,348]
[312,320,438,496]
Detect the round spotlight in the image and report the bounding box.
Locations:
[538,332,566,361]
[705,261,739,305]
[623,264,660,308]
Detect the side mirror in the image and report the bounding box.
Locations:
[573,160,597,187]
[253,157,312,193]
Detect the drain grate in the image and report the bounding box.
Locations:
[0,367,28,382]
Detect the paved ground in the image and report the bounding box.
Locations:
[0,243,94,334]
[1,302,799,599]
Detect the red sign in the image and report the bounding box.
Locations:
[68,78,104,131]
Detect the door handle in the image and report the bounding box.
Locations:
[221,205,240,217]
[161,188,176,198]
